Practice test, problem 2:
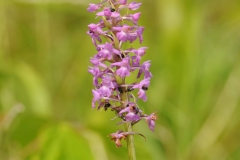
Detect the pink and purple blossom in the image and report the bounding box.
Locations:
[87,0,157,147]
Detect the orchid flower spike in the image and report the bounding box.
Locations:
[87,0,157,148]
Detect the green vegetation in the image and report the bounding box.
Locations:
[1,0,240,159]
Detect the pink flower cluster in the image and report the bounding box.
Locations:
[87,0,157,147]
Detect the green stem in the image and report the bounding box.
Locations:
[120,81,136,160]
[124,122,136,160]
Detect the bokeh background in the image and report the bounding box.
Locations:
[1,0,240,159]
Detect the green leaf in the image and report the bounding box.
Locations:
[14,62,51,117]
[27,123,95,160]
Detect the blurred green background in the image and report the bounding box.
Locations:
[1,0,240,159]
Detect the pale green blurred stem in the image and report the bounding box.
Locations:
[124,122,136,160]
[120,83,136,160]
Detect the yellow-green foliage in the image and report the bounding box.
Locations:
[1,0,240,159]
